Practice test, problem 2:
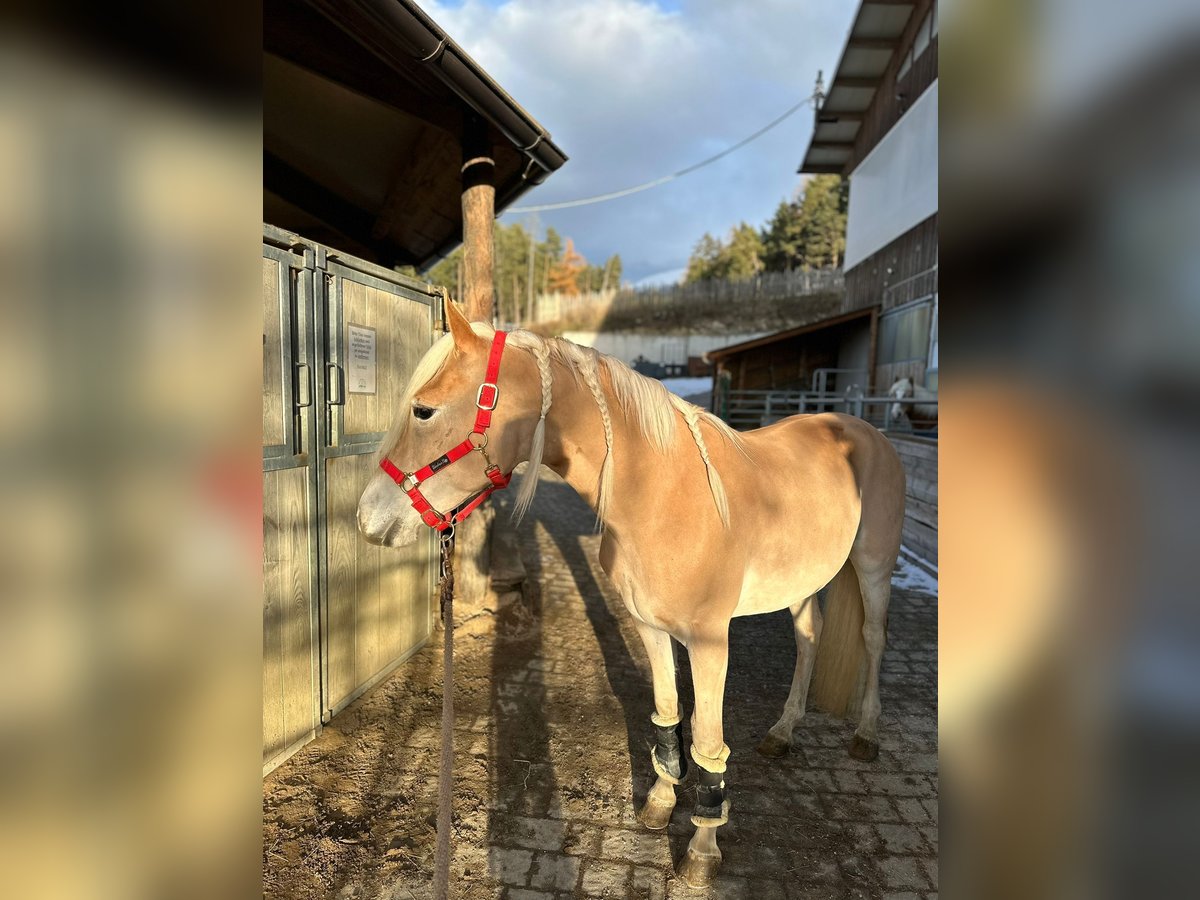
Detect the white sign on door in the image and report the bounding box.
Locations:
[347,323,377,395]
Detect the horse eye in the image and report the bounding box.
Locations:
[412,405,435,421]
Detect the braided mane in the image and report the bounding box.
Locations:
[506,331,739,528]
[379,325,740,529]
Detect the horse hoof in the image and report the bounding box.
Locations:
[636,797,675,831]
[848,734,879,761]
[756,733,790,758]
[677,848,721,888]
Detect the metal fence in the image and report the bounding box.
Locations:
[717,388,938,437]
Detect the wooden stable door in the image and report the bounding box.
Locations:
[262,225,440,773]
[319,254,438,720]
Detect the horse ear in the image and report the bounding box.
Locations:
[445,298,476,350]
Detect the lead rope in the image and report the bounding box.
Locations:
[433,527,455,900]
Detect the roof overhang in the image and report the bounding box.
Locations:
[264,0,567,268]
[799,1,915,175]
[707,306,876,362]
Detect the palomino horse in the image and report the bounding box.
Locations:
[358,302,906,887]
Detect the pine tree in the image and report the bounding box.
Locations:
[722,222,764,280]
[685,232,725,282]
[795,175,847,269]
[761,198,806,272]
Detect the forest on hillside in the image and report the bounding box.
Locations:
[684,175,848,282]
[414,175,846,320]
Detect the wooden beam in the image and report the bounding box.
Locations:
[847,37,901,50]
[817,111,866,122]
[460,111,496,323]
[263,150,388,261]
[264,4,460,134]
[829,77,881,90]
[809,141,856,150]
[373,126,454,244]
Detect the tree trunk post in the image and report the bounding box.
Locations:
[454,111,500,624]
[461,111,496,324]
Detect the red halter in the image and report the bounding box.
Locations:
[379,331,513,533]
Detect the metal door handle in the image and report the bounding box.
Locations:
[295,363,312,408]
[326,363,344,405]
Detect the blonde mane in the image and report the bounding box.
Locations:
[378,325,741,528]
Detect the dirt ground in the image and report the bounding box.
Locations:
[263,475,938,900]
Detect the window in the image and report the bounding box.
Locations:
[877,298,933,366]
[914,11,932,59]
[925,294,938,390]
[897,2,937,81]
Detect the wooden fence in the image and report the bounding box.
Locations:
[530,269,844,329]
[888,435,937,566]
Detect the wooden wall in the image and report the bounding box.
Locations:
[721,315,873,392]
[844,0,939,174]
[845,214,937,392]
[844,214,938,315]
[889,435,937,565]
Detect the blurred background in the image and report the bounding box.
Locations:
[0,4,262,899]
[941,0,1200,897]
[0,1,1197,898]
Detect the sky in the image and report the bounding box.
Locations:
[426,0,859,284]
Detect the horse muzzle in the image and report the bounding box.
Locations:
[357,472,422,547]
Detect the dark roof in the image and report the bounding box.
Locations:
[706,306,875,361]
[799,1,915,174]
[264,0,567,268]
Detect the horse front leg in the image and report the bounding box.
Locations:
[632,620,685,830]
[678,627,731,888]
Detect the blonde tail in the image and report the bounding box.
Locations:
[808,560,867,718]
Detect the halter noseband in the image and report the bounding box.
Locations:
[379,331,513,533]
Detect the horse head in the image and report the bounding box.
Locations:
[356,301,540,547]
[888,377,913,423]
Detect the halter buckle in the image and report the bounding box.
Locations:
[468,431,489,452]
[476,382,499,411]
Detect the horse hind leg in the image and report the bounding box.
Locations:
[848,558,894,762]
[757,594,822,758]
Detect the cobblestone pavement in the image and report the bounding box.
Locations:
[263,474,938,900]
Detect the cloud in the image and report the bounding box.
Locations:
[427,0,858,281]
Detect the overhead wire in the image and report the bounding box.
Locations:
[506,95,817,213]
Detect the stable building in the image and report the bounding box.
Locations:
[262,0,566,773]
[713,0,938,406]
[711,0,938,566]
[802,0,938,393]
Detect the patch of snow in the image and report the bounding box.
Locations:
[899,543,937,573]
[660,376,713,398]
[892,548,938,595]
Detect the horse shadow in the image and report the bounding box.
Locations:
[502,478,661,822]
